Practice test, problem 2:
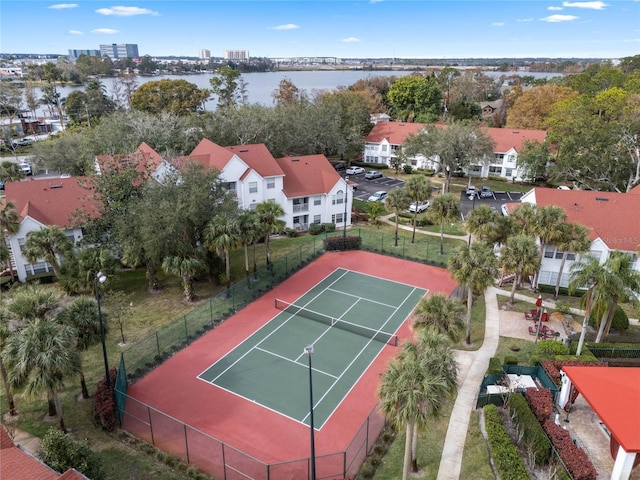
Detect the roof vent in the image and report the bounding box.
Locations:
[291,158,300,162]
[595,197,609,202]
[239,149,249,152]
[49,184,63,189]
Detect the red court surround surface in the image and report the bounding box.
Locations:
[563,366,640,453]
[125,251,456,471]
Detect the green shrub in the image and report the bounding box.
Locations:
[504,356,518,365]
[507,393,551,465]
[488,357,503,374]
[554,301,572,315]
[284,227,298,237]
[403,164,413,174]
[309,223,324,235]
[40,427,105,480]
[324,222,336,232]
[536,339,569,356]
[483,405,530,480]
[589,305,629,331]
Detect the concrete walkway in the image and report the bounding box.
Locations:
[436,286,502,480]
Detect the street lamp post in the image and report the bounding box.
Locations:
[534,295,544,344]
[467,192,476,246]
[94,271,110,388]
[304,345,316,480]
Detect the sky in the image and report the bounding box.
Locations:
[1,0,639,59]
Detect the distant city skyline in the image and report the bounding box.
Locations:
[1,1,638,59]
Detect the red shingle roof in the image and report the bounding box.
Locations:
[3,178,98,228]
[1,426,59,480]
[189,140,285,179]
[275,155,343,197]
[364,122,425,144]
[95,142,164,175]
[531,187,640,251]
[486,127,546,153]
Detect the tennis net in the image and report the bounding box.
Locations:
[274,298,398,346]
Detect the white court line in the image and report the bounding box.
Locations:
[302,285,423,426]
[254,346,338,379]
[325,287,397,309]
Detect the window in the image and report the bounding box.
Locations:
[332,190,345,205]
[313,196,321,206]
[382,145,387,152]
[507,154,516,164]
[249,182,258,193]
[313,215,321,224]
[470,165,482,173]
[266,178,275,189]
[488,166,502,175]
[505,168,513,177]
[544,245,555,259]
[494,153,504,161]
[332,213,344,224]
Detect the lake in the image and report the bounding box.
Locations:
[32,69,564,115]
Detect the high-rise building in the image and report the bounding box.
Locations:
[68,49,101,61]
[200,49,211,60]
[99,44,139,60]
[224,50,249,61]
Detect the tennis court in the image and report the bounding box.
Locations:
[198,268,426,428]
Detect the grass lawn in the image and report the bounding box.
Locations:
[460,411,494,480]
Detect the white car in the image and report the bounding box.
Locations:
[367,191,387,202]
[19,161,32,175]
[408,200,429,213]
[345,166,365,175]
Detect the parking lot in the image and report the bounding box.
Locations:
[459,189,525,218]
[341,170,405,201]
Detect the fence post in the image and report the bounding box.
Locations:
[299,244,302,263]
[380,234,383,252]
[402,236,405,257]
[285,255,288,277]
[210,297,213,325]
[365,416,370,452]
[343,451,347,479]
[184,316,188,341]
[184,424,190,464]
[155,331,160,357]
[221,443,227,480]
[148,405,155,445]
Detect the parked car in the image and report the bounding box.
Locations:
[333,162,346,171]
[465,185,477,197]
[0,179,4,190]
[479,186,493,198]
[501,204,509,216]
[408,200,430,213]
[365,170,383,179]
[346,166,365,175]
[12,137,34,148]
[367,191,387,202]
[19,161,32,175]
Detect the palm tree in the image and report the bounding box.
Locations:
[255,200,285,268]
[509,203,538,236]
[413,293,465,341]
[448,241,498,345]
[162,253,206,302]
[486,214,517,247]
[405,176,432,243]
[0,308,17,416]
[0,161,25,183]
[465,205,499,243]
[0,200,19,280]
[532,206,566,288]
[3,318,81,431]
[385,188,411,247]
[378,341,444,479]
[428,193,460,255]
[205,214,241,294]
[553,222,591,299]
[569,252,640,342]
[22,226,73,278]
[237,210,261,283]
[499,234,541,304]
[56,296,101,399]
[7,283,59,321]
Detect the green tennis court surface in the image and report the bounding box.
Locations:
[198,268,427,428]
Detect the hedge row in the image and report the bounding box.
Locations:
[544,420,598,480]
[483,404,530,480]
[323,235,362,251]
[525,388,554,424]
[539,360,600,386]
[507,393,551,466]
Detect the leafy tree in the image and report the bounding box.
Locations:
[464,204,499,243]
[56,296,101,399]
[131,79,210,115]
[162,253,207,303]
[40,427,105,479]
[553,222,591,299]
[405,175,432,243]
[413,293,465,341]
[0,200,19,280]
[210,65,243,109]
[205,214,241,293]
[0,161,25,183]
[387,73,442,122]
[0,308,17,416]
[385,188,410,247]
[505,84,578,130]
[499,234,540,304]
[447,100,481,122]
[404,121,495,192]
[237,210,262,281]
[0,82,24,135]
[448,241,498,345]
[111,71,138,109]
[22,226,73,278]
[316,89,370,158]
[255,200,285,268]
[3,317,80,431]
[136,55,158,75]
[367,201,385,226]
[349,74,394,114]
[272,78,306,105]
[515,140,552,183]
[39,83,65,131]
[64,79,116,125]
[428,193,460,255]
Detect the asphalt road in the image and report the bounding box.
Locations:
[341,170,405,201]
[459,190,525,218]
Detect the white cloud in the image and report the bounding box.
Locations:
[548,6,564,10]
[516,18,534,22]
[92,28,119,34]
[370,0,384,3]
[540,14,579,22]
[68,30,83,35]
[48,4,78,9]
[562,1,608,9]
[341,37,361,43]
[95,6,159,17]
[492,22,505,26]
[271,23,299,30]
